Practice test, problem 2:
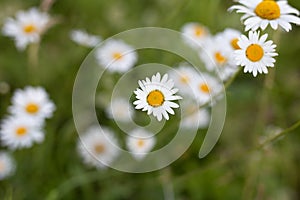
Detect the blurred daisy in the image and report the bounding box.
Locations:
[200,37,238,81]
[0,116,44,150]
[2,8,50,50]
[169,64,198,96]
[77,126,119,169]
[181,101,210,129]
[234,31,278,77]
[0,152,16,180]
[229,0,300,32]
[105,98,134,122]
[191,73,222,105]
[133,73,182,121]
[9,86,55,120]
[181,22,210,48]
[216,28,242,52]
[95,39,137,73]
[126,128,156,160]
[70,29,101,47]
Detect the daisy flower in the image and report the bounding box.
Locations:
[0,116,44,150]
[133,73,182,121]
[9,86,55,120]
[200,37,238,81]
[234,31,278,77]
[70,29,101,47]
[126,128,156,160]
[181,101,210,129]
[2,8,50,50]
[216,28,242,52]
[0,152,16,180]
[169,64,198,96]
[229,0,300,32]
[77,126,120,169]
[191,73,222,105]
[95,39,137,73]
[181,22,210,48]
[105,98,134,122]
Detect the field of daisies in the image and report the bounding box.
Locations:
[1,0,300,199]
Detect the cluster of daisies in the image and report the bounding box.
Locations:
[0,87,55,179]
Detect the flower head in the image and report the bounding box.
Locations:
[77,126,120,169]
[105,98,134,122]
[2,8,50,50]
[234,31,278,77]
[0,152,16,180]
[126,128,156,160]
[0,116,44,150]
[95,39,137,73]
[181,22,210,48]
[229,0,300,32]
[133,73,182,121]
[70,29,101,47]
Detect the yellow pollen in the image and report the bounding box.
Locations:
[199,83,210,93]
[231,38,241,50]
[255,0,280,20]
[137,139,145,147]
[26,103,39,114]
[16,127,27,136]
[146,90,165,107]
[194,26,204,37]
[180,74,189,84]
[94,144,105,154]
[246,44,264,62]
[23,24,37,34]
[214,52,227,65]
[113,52,123,60]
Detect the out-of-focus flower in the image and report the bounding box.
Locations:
[133,73,182,121]
[2,8,50,50]
[229,0,300,32]
[0,152,16,180]
[126,128,156,160]
[77,126,119,169]
[9,86,55,120]
[181,22,210,48]
[181,101,210,129]
[105,98,134,122]
[0,116,44,150]
[70,29,101,47]
[95,39,137,73]
[234,31,278,77]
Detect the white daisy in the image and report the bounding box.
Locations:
[2,7,50,50]
[105,98,134,122]
[200,36,238,81]
[0,116,44,150]
[95,39,137,73]
[229,0,300,32]
[216,28,242,52]
[77,126,120,169]
[234,31,278,77]
[169,64,198,96]
[0,152,16,180]
[70,29,101,47]
[181,101,210,129]
[181,22,210,48]
[9,86,55,120]
[191,73,223,105]
[126,128,156,160]
[133,73,182,121]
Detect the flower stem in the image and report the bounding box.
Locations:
[27,42,40,84]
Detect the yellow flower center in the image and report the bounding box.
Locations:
[23,24,37,34]
[255,0,280,20]
[147,90,165,107]
[214,52,227,65]
[94,144,105,154]
[194,26,204,37]
[230,38,241,50]
[179,74,190,84]
[26,103,39,114]
[112,52,123,60]
[16,127,27,137]
[199,83,210,93]
[246,44,264,62]
[137,139,145,147]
